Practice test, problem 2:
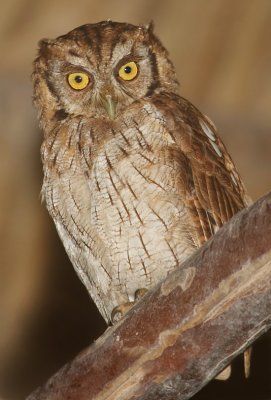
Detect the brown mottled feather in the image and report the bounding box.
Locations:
[153,93,247,246]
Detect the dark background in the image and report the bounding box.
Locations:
[0,0,270,398]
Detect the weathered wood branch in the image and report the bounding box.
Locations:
[27,192,271,400]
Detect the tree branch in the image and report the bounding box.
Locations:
[27,192,271,400]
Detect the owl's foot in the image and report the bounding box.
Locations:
[134,288,148,300]
[111,302,135,324]
[111,288,148,324]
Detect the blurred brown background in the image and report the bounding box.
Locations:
[0,0,270,399]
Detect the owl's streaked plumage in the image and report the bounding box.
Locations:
[33,21,248,325]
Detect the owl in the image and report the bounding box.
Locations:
[33,21,249,329]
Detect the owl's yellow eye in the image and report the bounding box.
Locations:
[118,61,138,81]
[67,72,90,90]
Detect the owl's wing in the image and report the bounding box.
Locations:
[154,93,249,247]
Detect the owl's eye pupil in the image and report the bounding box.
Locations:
[74,75,83,83]
[124,66,132,74]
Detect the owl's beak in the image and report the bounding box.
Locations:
[101,94,117,120]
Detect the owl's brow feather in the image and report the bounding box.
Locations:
[68,49,82,58]
[69,22,140,66]
[76,24,103,62]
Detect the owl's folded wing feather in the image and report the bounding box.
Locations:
[155,93,249,246]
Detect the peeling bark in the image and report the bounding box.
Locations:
[27,192,271,400]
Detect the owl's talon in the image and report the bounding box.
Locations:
[111,301,135,324]
[134,288,148,301]
[111,290,148,323]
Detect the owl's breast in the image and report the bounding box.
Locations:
[86,104,196,296]
[42,103,196,322]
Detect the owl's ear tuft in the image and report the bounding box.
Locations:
[145,21,155,33]
[38,38,53,48]
[38,39,55,58]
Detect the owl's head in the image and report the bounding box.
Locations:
[33,21,179,123]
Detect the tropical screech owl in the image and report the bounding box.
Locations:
[33,21,248,326]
